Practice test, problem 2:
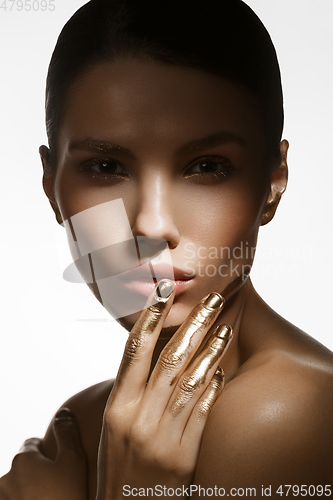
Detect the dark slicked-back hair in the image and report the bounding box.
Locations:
[45,0,283,165]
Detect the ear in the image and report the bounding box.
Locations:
[261,139,289,226]
[39,145,63,226]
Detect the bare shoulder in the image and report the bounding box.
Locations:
[41,378,114,463]
[194,331,333,495]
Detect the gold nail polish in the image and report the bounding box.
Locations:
[201,292,225,310]
[215,366,223,376]
[213,324,233,342]
[213,366,225,387]
[154,279,175,301]
[207,324,233,358]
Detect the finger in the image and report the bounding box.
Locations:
[111,279,175,404]
[53,407,85,462]
[18,437,42,454]
[142,293,225,418]
[11,438,44,471]
[152,293,225,383]
[162,325,232,431]
[182,366,225,447]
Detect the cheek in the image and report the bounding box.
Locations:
[54,168,121,220]
[176,179,269,291]
[179,181,266,249]
[54,170,86,220]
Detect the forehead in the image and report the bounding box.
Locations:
[57,58,265,161]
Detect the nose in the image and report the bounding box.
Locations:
[131,174,180,255]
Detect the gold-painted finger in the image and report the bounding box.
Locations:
[18,438,41,454]
[195,367,225,421]
[117,279,175,378]
[170,324,232,417]
[153,293,225,381]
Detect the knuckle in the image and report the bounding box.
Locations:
[196,400,213,419]
[159,348,184,372]
[191,311,211,328]
[179,374,201,394]
[103,404,129,437]
[207,343,222,357]
[22,437,41,446]
[147,303,164,317]
[129,420,150,447]
[11,452,28,469]
[18,437,40,453]
[191,316,206,328]
[123,333,148,362]
[11,452,22,466]
[103,405,120,429]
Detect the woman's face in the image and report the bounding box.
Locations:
[47,58,277,333]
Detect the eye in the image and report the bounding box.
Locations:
[80,158,128,180]
[184,156,234,181]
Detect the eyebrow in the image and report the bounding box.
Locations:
[175,130,246,155]
[69,139,137,159]
[68,130,246,159]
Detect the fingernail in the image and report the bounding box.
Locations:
[206,325,233,358]
[214,324,233,342]
[202,292,225,310]
[55,407,73,421]
[214,367,225,387]
[155,279,175,300]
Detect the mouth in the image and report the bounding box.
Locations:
[120,262,195,297]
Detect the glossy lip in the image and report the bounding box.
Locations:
[120,262,195,296]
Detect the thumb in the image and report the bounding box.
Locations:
[53,407,85,461]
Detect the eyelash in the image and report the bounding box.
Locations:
[79,156,234,182]
[79,158,128,180]
[184,156,234,182]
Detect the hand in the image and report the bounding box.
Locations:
[96,279,233,499]
[0,408,88,500]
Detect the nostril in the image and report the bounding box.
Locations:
[130,197,181,251]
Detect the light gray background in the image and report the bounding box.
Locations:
[0,0,332,477]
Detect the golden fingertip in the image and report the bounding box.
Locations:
[213,324,233,342]
[215,366,224,377]
[214,366,225,388]
[201,292,225,310]
[154,279,175,301]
